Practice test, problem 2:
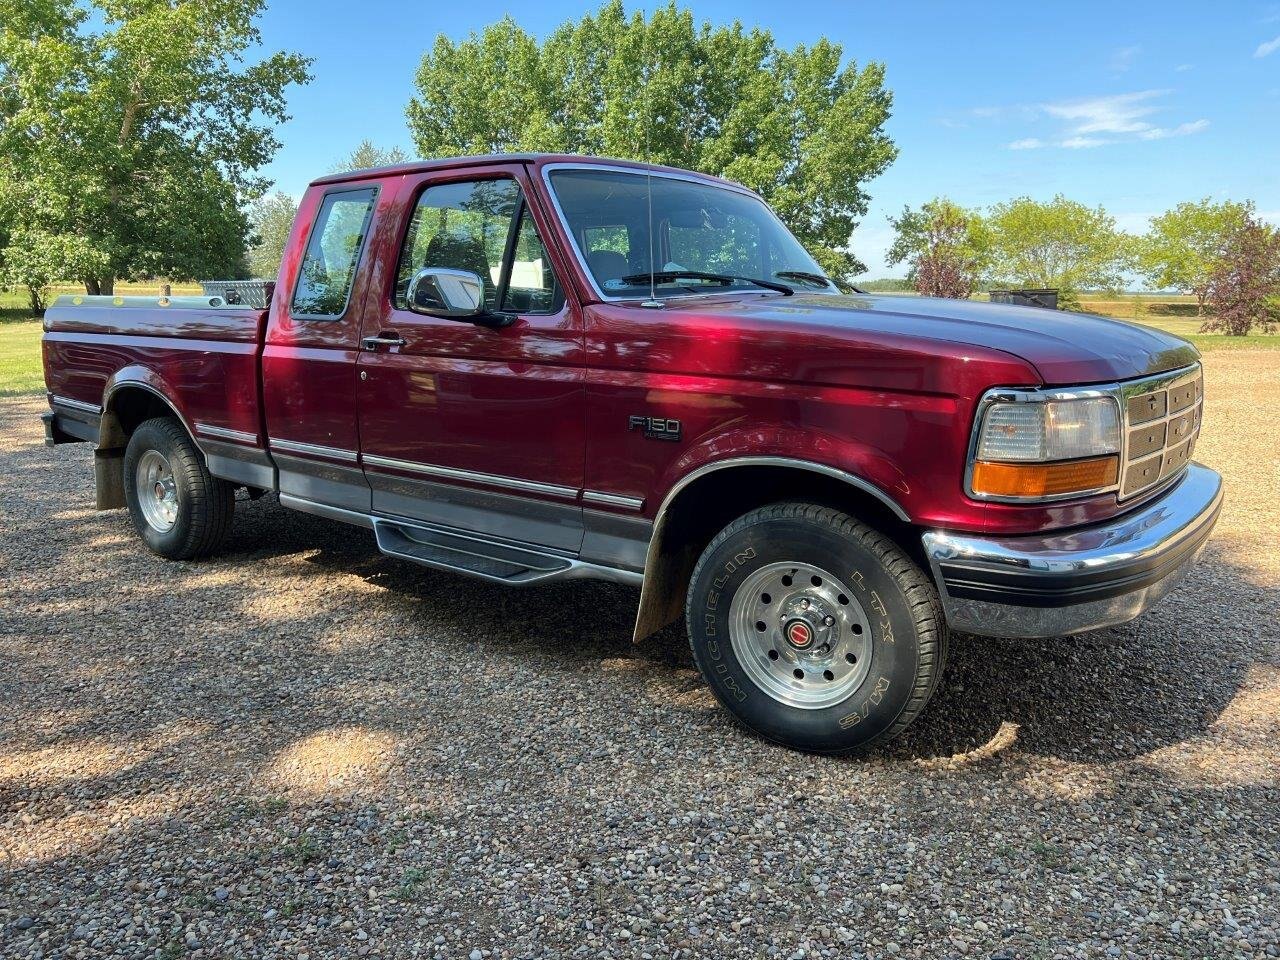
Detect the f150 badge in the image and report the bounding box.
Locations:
[629,415,682,442]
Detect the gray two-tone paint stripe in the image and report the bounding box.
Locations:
[582,490,645,511]
[195,422,260,446]
[361,454,579,500]
[50,395,102,415]
[269,438,359,463]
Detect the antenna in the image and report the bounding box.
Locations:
[640,171,662,308]
[639,28,662,309]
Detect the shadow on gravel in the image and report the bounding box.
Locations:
[4,438,1272,780]
[879,535,1277,764]
[201,497,1279,769]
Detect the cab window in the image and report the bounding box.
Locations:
[394,178,562,314]
[291,187,377,319]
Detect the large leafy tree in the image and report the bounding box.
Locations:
[1138,198,1252,313]
[406,1,898,279]
[245,190,298,281]
[886,198,991,299]
[985,196,1130,310]
[1199,212,1280,336]
[0,0,311,299]
[334,139,411,174]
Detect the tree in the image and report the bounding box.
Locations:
[886,198,991,298]
[0,0,311,296]
[334,139,411,174]
[1198,213,1280,336]
[1138,199,1251,313]
[245,191,299,280]
[985,196,1130,310]
[405,1,898,280]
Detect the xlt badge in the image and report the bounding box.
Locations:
[629,415,682,442]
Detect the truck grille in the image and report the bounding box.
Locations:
[1118,364,1202,500]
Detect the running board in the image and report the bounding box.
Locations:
[279,494,642,588]
[372,518,638,586]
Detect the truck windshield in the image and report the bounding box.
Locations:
[547,168,835,299]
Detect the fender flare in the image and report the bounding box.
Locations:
[99,369,200,452]
[632,456,912,642]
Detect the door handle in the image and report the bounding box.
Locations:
[361,332,406,350]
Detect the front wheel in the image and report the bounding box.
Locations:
[686,503,946,754]
[123,417,235,560]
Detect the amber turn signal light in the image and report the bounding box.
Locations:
[971,455,1120,499]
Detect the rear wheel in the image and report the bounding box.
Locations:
[686,502,946,754]
[123,417,234,559]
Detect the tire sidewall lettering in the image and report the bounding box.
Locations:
[689,520,923,752]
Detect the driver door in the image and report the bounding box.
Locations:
[355,165,586,551]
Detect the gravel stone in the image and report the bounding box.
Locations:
[1,350,1277,959]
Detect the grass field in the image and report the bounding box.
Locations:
[2,285,1276,398]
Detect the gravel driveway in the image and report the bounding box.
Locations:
[2,352,1277,960]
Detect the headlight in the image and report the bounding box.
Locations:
[969,394,1121,500]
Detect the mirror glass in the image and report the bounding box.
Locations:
[408,268,485,318]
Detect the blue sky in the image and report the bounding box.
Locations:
[255,0,1280,277]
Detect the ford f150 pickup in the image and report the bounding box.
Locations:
[41,154,1223,753]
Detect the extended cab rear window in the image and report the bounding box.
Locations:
[291,187,378,319]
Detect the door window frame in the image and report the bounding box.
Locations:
[290,185,380,322]
[388,172,565,317]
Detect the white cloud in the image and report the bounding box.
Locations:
[1256,35,1280,57]
[1043,90,1167,135]
[1175,63,1194,72]
[986,90,1209,150]
[1138,119,1210,140]
[1061,136,1108,149]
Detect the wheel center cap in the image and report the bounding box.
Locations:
[784,618,814,650]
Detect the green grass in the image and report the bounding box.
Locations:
[0,318,44,397]
[1077,295,1279,351]
[2,286,45,396]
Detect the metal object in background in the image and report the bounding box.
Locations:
[199,279,276,309]
[989,288,1059,310]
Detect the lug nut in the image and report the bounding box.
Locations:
[823,615,835,626]
[817,644,831,655]
[800,598,810,609]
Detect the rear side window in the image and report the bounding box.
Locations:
[291,187,378,319]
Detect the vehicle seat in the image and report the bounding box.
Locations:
[424,234,491,283]
[587,249,629,285]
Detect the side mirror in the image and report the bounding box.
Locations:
[406,267,486,320]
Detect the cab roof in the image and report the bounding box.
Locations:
[309,153,749,193]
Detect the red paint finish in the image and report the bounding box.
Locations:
[353,165,586,497]
[42,153,1202,543]
[42,306,265,442]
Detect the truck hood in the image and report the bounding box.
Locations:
[701,293,1200,385]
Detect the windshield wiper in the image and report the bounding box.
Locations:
[617,270,794,296]
[774,270,833,288]
[774,270,866,294]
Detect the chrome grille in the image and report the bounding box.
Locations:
[1118,364,1202,500]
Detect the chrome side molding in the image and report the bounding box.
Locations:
[361,454,580,500]
[269,438,359,463]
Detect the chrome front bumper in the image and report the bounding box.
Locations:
[921,463,1223,639]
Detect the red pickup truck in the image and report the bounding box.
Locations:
[42,154,1223,753]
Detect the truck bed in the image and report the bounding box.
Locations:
[42,294,271,491]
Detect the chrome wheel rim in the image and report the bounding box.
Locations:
[728,561,872,710]
[136,449,179,533]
